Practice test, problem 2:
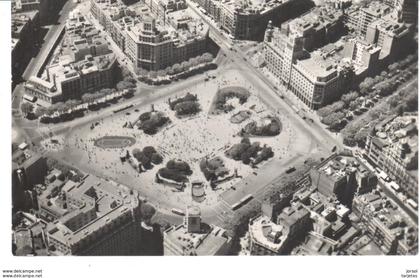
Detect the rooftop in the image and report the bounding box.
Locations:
[12,149,44,170]
[372,115,418,172]
[46,175,139,247]
[94,0,208,46]
[249,215,289,253]
[354,192,418,251]
[286,6,343,36]
[222,0,294,15]
[164,223,230,255]
[11,10,38,38]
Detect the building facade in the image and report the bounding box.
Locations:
[365,116,418,201]
[163,206,231,255]
[91,0,209,71]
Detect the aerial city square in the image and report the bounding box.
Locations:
[10,0,418,256]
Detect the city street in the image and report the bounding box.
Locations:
[13,0,345,227]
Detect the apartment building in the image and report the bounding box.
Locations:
[163,206,231,255]
[24,10,118,104]
[44,175,143,255]
[365,115,418,201]
[91,0,209,71]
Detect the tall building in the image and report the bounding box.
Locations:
[358,2,392,36]
[44,175,143,255]
[91,0,210,71]
[388,0,418,24]
[163,206,231,255]
[276,204,311,237]
[249,215,290,255]
[12,149,47,211]
[192,0,313,40]
[365,14,413,61]
[24,10,118,104]
[342,36,381,78]
[11,10,40,85]
[353,192,418,255]
[249,204,310,255]
[365,115,418,201]
[264,21,354,110]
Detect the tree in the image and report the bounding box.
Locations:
[143,146,157,157]
[140,203,156,220]
[165,66,174,76]
[359,77,375,95]
[172,63,182,74]
[132,148,141,157]
[341,91,359,106]
[156,70,166,77]
[201,52,214,63]
[136,68,148,76]
[116,80,135,91]
[404,92,418,112]
[100,88,113,95]
[121,66,132,79]
[322,112,345,126]
[376,81,392,96]
[181,61,190,72]
[388,95,400,107]
[348,100,359,111]
[189,56,200,67]
[174,101,200,116]
[20,102,33,116]
[52,102,66,113]
[151,153,163,164]
[34,106,47,118]
[81,94,95,104]
[66,99,82,110]
[388,62,399,73]
[148,71,158,79]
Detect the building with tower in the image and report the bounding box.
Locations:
[263,20,354,110]
[91,0,210,71]
[163,206,231,255]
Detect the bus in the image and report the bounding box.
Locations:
[171,208,185,216]
[231,202,241,211]
[378,170,391,182]
[23,94,36,103]
[389,181,400,192]
[240,194,253,204]
[231,194,253,210]
[407,199,418,210]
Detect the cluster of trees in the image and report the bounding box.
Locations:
[132,146,163,170]
[38,89,134,123]
[140,202,156,221]
[387,85,418,115]
[46,158,83,182]
[225,138,274,165]
[137,111,170,135]
[341,89,415,147]
[169,93,200,116]
[214,87,250,113]
[340,55,418,147]
[240,117,281,137]
[359,55,416,97]
[157,160,192,183]
[136,52,214,78]
[199,157,229,182]
[316,53,418,132]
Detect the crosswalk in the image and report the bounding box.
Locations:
[210,199,235,224]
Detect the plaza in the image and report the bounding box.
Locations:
[40,69,312,214]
